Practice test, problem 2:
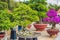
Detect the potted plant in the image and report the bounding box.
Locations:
[44,9,60,37]
[13,3,39,31]
[26,0,49,31]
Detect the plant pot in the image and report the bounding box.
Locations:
[34,24,47,31]
[0,32,5,39]
[47,29,59,37]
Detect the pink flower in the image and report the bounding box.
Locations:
[43,17,52,23]
[47,9,57,17]
[52,16,60,23]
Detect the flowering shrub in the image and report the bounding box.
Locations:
[44,9,60,29]
[52,16,60,23]
[44,16,60,24]
[47,9,57,17]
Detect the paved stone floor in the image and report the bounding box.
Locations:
[38,31,55,40]
[2,24,60,40]
[3,31,60,40]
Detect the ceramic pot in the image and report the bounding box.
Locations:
[34,24,47,31]
[47,29,59,36]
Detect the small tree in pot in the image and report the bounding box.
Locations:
[25,0,49,23]
[44,9,60,37]
[13,3,39,31]
[26,0,49,31]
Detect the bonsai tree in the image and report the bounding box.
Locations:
[25,0,49,23]
[43,9,60,36]
[44,9,60,29]
[12,3,39,29]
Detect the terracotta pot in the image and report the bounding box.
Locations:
[34,24,47,31]
[0,32,5,39]
[47,29,59,36]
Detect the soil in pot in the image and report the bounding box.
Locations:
[34,24,47,31]
[47,29,59,37]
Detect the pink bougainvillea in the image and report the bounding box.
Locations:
[44,9,60,24]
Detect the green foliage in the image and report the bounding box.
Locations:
[13,3,39,27]
[0,0,49,29]
[0,2,8,10]
[25,0,49,18]
[8,13,18,28]
[0,10,11,30]
[0,9,18,30]
[38,12,47,18]
[48,4,60,11]
[0,0,6,2]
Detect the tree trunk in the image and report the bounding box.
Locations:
[51,23,56,29]
[39,16,43,24]
[7,0,11,10]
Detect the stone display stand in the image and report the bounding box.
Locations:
[17,32,40,40]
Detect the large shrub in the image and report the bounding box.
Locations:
[44,9,60,29]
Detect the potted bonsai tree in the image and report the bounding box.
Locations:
[44,9,60,37]
[26,0,49,31]
[13,3,39,31]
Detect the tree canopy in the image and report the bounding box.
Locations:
[13,3,39,27]
[24,0,49,23]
